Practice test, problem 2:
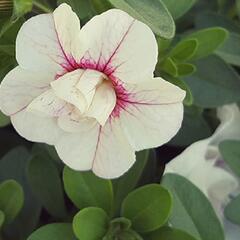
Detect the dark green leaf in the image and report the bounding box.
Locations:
[113,150,149,214]
[162,174,224,240]
[121,184,172,233]
[162,0,197,19]
[0,180,24,224]
[0,210,4,229]
[27,145,67,218]
[90,0,112,13]
[27,223,76,240]
[63,167,113,215]
[73,207,109,240]
[108,0,175,39]
[0,111,10,127]
[170,39,198,62]
[184,55,240,108]
[219,140,240,177]
[145,226,197,240]
[185,27,228,60]
[224,194,240,225]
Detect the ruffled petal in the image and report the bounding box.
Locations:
[79,9,158,83]
[0,66,51,116]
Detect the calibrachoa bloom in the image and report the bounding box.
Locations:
[0,4,185,178]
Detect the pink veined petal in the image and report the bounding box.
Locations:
[79,9,158,83]
[114,78,186,151]
[11,109,63,145]
[0,66,51,116]
[16,4,84,77]
[27,89,72,117]
[92,119,136,179]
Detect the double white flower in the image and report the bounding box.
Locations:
[0,4,185,178]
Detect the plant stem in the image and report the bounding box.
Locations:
[33,1,52,13]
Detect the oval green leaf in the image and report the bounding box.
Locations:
[121,184,172,233]
[63,167,113,215]
[108,0,175,39]
[224,194,240,225]
[73,207,109,240]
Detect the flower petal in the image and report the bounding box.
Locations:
[11,109,63,145]
[27,89,72,117]
[116,78,185,150]
[16,4,84,76]
[86,82,116,125]
[0,67,51,116]
[92,120,135,179]
[80,9,158,83]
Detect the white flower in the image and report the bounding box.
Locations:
[166,104,240,239]
[0,4,185,179]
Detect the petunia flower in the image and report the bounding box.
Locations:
[0,4,185,179]
[166,104,240,240]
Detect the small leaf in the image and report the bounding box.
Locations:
[0,210,5,229]
[63,167,113,215]
[162,174,225,240]
[185,27,228,60]
[121,184,172,233]
[145,226,197,240]
[73,207,109,240]
[170,39,198,62]
[27,223,76,240]
[177,63,196,77]
[224,194,240,225]
[162,0,197,19]
[27,145,67,218]
[161,57,178,77]
[219,140,240,177]
[108,0,175,39]
[0,180,24,224]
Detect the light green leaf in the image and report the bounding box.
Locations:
[108,0,175,39]
[73,207,109,240]
[185,27,228,60]
[27,145,67,218]
[177,63,196,77]
[0,111,10,127]
[224,194,240,225]
[63,167,113,215]
[162,0,197,19]
[170,39,198,62]
[27,223,76,240]
[161,57,178,77]
[0,180,24,224]
[113,150,149,214]
[216,32,240,67]
[121,184,172,233]
[13,0,32,18]
[0,210,5,229]
[162,174,224,240]
[183,55,240,108]
[219,140,240,177]
[145,226,197,240]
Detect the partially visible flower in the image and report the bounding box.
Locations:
[166,104,240,239]
[0,4,185,178]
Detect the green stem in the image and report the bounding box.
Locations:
[33,1,52,13]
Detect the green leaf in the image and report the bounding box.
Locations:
[27,223,76,240]
[0,111,10,127]
[112,150,149,214]
[183,55,240,108]
[63,167,113,215]
[162,0,197,19]
[177,63,196,77]
[73,207,109,240]
[162,174,224,240]
[0,210,5,229]
[161,57,178,77]
[27,145,67,218]
[108,0,175,39]
[57,0,94,19]
[0,180,24,224]
[13,0,32,18]
[224,194,240,225]
[185,27,228,60]
[219,140,240,177]
[170,39,198,62]
[121,184,172,233]
[145,226,197,240]
[90,0,112,13]
[216,32,240,67]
